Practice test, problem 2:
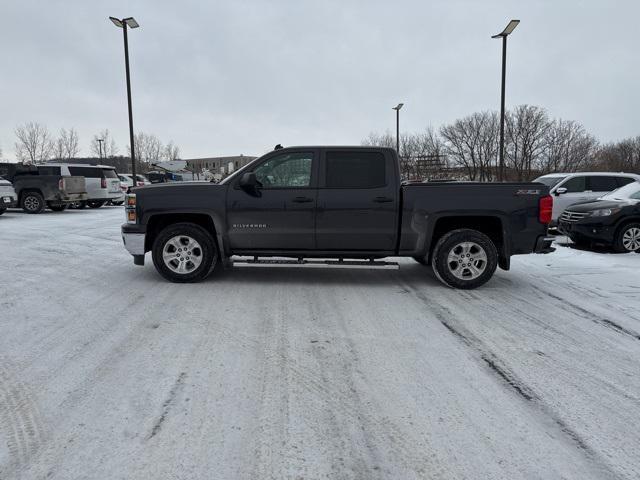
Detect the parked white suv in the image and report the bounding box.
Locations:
[534,172,640,225]
[40,164,122,209]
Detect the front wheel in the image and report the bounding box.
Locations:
[152,223,218,283]
[613,223,640,253]
[431,229,498,289]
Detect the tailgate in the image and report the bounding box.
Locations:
[62,176,87,194]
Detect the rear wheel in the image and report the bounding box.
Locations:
[613,223,640,253]
[87,200,106,209]
[152,223,218,283]
[21,191,45,214]
[69,201,86,209]
[48,202,68,212]
[431,229,498,289]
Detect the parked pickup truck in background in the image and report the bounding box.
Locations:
[0,163,87,213]
[121,146,554,289]
[0,176,18,215]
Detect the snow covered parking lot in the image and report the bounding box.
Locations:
[1,207,640,479]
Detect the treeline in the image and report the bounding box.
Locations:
[6,122,180,171]
[363,105,640,181]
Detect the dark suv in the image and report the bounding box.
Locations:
[558,181,640,252]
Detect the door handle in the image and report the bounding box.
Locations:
[292,196,314,203]
[373,196,393,203]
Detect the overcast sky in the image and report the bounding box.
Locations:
[1,0,638,160]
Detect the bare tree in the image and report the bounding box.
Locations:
[163,141,181,161]
[591,137,640,173]
[90,129,119,158]
[15,122,54,164]
[505,105,550,180]
[129,132,163,165]
[538,119,597,174]
[53,128,80,160]
[440,111,499,181]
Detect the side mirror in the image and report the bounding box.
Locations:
[555,187,567,196]
[239,172,261,195]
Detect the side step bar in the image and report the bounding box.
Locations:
[233,257,399,270]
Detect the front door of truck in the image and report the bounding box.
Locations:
[226,150,318,250]
[316,149,398,251]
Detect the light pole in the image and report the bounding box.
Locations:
[97,138,104,160]
[392,103,404,155]
[109,16,139,177]
[492,19,519,182]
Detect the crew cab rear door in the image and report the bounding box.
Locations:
[226,150,318,250]
[316,149,398,251]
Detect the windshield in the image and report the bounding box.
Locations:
[601,181,640,201]
[534,176,566,188]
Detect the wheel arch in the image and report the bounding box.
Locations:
[145,212,225,255]
[427,214,510,270]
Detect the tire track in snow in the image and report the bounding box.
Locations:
[0,359,47,479]
[529,284,640,342]
[399,279,620,479]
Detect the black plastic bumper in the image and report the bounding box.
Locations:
[534,235,556,254]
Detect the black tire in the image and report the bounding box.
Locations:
[47,202,68,212]
[152,223,218,283]
[110,200,124,206]
[69,201,86,209]
[21,191,46,214]
[413,256,429,265]
[0,208,6,215]
[613,222,640,253]
[431,228,498,289]
[87,200,106,209]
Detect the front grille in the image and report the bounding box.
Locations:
[560,210,589,223]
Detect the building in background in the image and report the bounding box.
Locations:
[184,155,256,178]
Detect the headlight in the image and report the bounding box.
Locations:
[590,207,620,217]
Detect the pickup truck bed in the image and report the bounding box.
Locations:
[121,146,554,289]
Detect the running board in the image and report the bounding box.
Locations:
[233,258,399,270]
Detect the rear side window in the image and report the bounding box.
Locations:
[616,177,636,188]
[68,166,104,178]
[37,166,61,175]
[325,151,386,188]
[588,176,618,192]
[102,169,118,178]
[560,176,586,193]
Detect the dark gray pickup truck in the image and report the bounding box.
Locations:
[122,146,554,289]
[0,163,87,213]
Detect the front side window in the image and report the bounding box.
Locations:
[325,151,386,188]
[253,152,313,188]
[560,176,586,193]
[588,176,618,192]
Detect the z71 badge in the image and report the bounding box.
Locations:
[515,189,541,195]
